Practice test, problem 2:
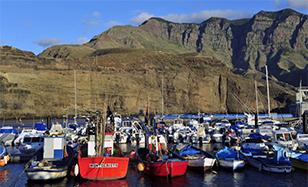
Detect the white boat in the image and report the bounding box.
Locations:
[14,128,37,145]
[212,131,223,143]
[216,147,245,171]
[19,136,44,155]
[25,136,74,180]
[174,144,216,171]
[218,159,245,171]
[0,126,18,146]
[245,144,292,173]
[273,130,298,150]
[173,127,194,143]
[257,125,273,137]
[26,162,68,180]
[297,134,308,150]
[9,132,44,162]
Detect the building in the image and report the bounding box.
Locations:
[289,86,308,116]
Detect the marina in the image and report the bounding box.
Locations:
[1,1,308,186]
[0,111,307,187]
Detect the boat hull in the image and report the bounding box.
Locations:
[247,157,292,173]
[144,161,188,177]
[290,158,308,171]
[187,158,216,171]
[218,159,245,171]
[26,167,67,180]
[78,156,129,180]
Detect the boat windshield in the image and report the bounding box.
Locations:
[32,137,43,142]
[284,133,292,141]
[23,137,32,143]
[276,134,284,141]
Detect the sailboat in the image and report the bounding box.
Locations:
[74,110,129,180]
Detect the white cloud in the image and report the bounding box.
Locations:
[92,11,101,17]
[77,37,88,44]
[132,12,154,24]
[163,10,251,23]
[287,0,308,9]
[35,38,61,48]
[132,10,251,24]
[106,20,122,28]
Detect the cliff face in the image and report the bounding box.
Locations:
[39,8,306,86]
[0,46,295,118]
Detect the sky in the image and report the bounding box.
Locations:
[0,0,307,54]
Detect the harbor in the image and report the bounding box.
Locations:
[1,1,308,186]
[0,110,307,186]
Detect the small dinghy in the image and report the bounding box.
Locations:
[136,135,188,177]
[173,144,216,171]
[246,144,292,173]
[216,147,245,171]
[25,135,74,180]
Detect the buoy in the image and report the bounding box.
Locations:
[74,164,79,176]
[137,163,145,172]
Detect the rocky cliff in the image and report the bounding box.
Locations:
[0,46,295,118]
[41,9,307,86]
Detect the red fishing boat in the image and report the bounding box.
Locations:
[73,113,129,180]
[137,135,188,177]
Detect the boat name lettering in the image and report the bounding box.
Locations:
[89,163,118,168]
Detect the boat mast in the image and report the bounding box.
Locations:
[94,56,97,112]
[265,65,271,117]
[74,69,77,124]
[299,79,302,121]
[255,80,259,116]
[161,76,164,116]
[100,100,107,155]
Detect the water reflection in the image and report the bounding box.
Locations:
[140,175,189,187]
[203,172,217,186]
[79,180,129,187]
[26,177,73,187]
[0,168,10,182]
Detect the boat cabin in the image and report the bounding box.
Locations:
[273,130,297,149]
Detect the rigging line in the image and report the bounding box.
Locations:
[231,93,253,114]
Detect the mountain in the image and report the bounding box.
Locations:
[1,8,307,118]
[40,8,308,86]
